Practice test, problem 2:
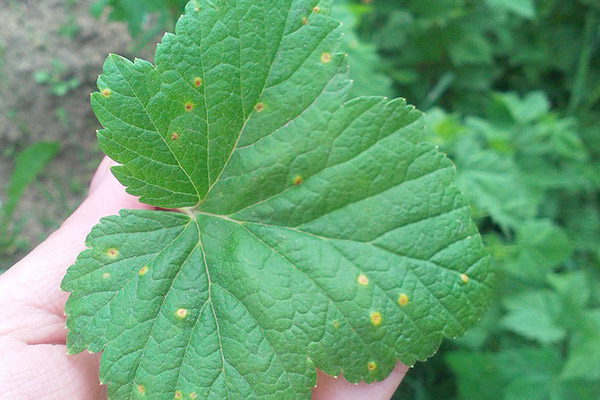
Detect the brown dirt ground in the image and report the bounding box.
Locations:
[0,0,156,268]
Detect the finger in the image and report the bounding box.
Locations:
[0,339,106,400]
[0,157,150,345]
[311,363,408,400]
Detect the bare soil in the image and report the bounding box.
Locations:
[0,0,155,268]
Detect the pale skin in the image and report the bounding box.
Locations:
[0,157,407,400]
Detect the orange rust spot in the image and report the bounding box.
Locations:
[461,274,469,284]
[193,77,203,87]
[101,88,111,97]
[321,52,332,64]
[367,361,377,371]
[136,384,145,395]
[302,17,308,25]
[357,274,369,286]
[293,175,303,185]
[174,390,182,399]
[189,394,197,400]
[170,132,179,141]
[254,102,265,113]
[176,308,189,319]
[398,293,409,306]
[106,248,118,259]
[313,6,320,13]
[185,102,194,112]
[370,311,382,326]
[138,266,149,276]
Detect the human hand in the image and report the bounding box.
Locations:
[0,157,407,400]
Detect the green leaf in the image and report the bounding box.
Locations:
[562,310,600,381]
[63,1,492,398]
[495,347,563,400]
[332,2,393,98]
[454,146,538,229]
[96,0,188,37]
[485,0,536,19]
[504,220,573,282]
[445,352,503,400]
[500,290,566,345]
[1,141,59,225]
[491,92,549,124]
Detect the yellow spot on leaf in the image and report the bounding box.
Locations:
[185,102,194,112]
[106,248,118,259]
[398,293,409,306]
[321,52,332,64]
[357,274,369,286]
[102,272,111,280]
[293,175,303,185]
[189,393,197,400]
[302,17,308,25]
[101,88,111,97]
[367,361,377,371]
[370,311,382,326]
[138,266,149,276]
[176,308,189,319]
[332,320,339,329]
[170,132,179,141]
[174,390,182,399]
[193,77,203,87]
[313,6,320,13]
[461,274,469,283]
[254,102,265,113]
[137,384,145,395]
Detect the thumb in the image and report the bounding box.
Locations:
[311,363,408,400]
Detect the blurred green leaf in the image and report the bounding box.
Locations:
[455,149,538,228]
[1,141,59,225]
[563,311,600,381]
[501,290,566,344]
[485,0,536,19]
[446,352,504,400]
[492,92,550,124]
[496,347,563,400]
[504,220,573,282]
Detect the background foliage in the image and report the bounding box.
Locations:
[2,0,599,398]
